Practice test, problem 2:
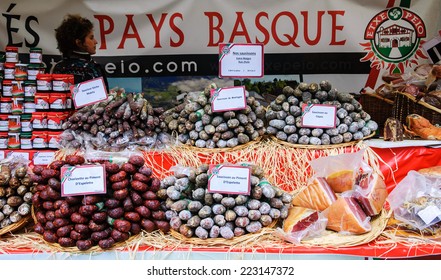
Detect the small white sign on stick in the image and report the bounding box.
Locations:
[218,43,264,78]
[211,86,247,112]
[71,77,108,108]
[61,165,106,196]
[33,151,55,166]
[301,104,337,128]
[207,164,251,195]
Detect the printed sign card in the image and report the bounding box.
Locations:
[61,165,106,196]
[301,104,337,128]
[207,164,251,195]
[33,151,55,166]
[211,86,247,112]
[6,151,30,161]
[71,77,108,108]
[218,43,264,78]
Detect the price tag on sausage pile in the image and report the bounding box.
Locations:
[70,77,108,108]
[218,43,264,78]
[207,164,251,195]
[33,151,55,166]
[301,104,337,128]
[61,165,106,196]
[210,86,247,112]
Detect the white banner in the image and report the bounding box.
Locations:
[1,0,440,89]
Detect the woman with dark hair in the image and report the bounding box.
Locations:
[52,14,108,89]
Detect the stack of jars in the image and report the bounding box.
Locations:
[32,73,74,149]
[0,45,48,150]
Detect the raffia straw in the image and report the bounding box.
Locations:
[164,139,265,178]
[259,138,372,192]
[140,150,176,179]
[162,137,378,193]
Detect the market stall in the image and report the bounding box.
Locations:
[1,0,441,262]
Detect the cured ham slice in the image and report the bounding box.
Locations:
[326,170,355,193]
[326,196,372,234]
[283,207,320,233]
[292,177,337,211]
[354,173,388,216]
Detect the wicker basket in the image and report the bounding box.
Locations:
[269,132,375,149]
[0,215,32,237]
[360,92,394,135]
[170,219,278,246]
[392,91,441,126]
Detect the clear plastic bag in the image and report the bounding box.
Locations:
[310,149,365,178]
[309,149,366,193]
[275,210,328,244]
[388,170,441,230]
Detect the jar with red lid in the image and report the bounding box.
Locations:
[34,92,50,110]
[0,114,8,131]
[52,74,73,92]
[49,93,67,110]
[47,111,68,130]
[48,131,62,149]
[2,79,12,97]
[31,112,47,129]
[4,62,15,80]
[5,46,18,63]
[0,131,7,149]
[0,97,12,113]
[36,73,52,92]
[32,130,48,148]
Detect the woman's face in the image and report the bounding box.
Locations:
[79,30,97,55]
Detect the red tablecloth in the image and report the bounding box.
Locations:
[372,146,441,192]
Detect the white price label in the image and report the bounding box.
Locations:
[61,165,106,196]
[218,43,264,78]
[7,151,30,161]
[33,151,55,165]
[301,104,337,128]
[71,77,108,108]
[211,86,247,112]
[208,164,251,195]
[418,205,441,225]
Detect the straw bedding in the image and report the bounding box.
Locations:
[0,137,398,254]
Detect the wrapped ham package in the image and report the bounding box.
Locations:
[325,193,372,234]
[353,172,388,216]
[276,206,328,244]
[291,177,337,211]
[309,150,365,193]
[388,170,441,231]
